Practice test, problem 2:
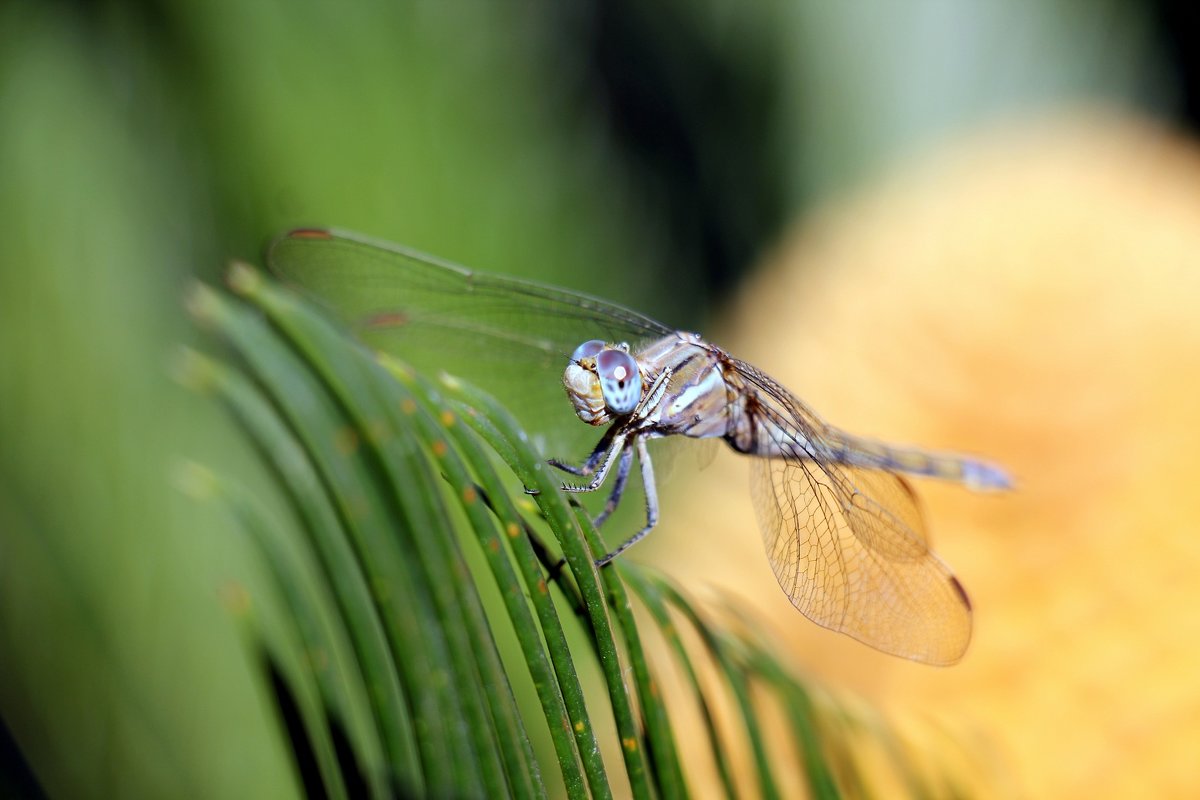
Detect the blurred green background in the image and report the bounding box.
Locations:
[0,0,1188,797]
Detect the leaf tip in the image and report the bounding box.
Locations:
[184,281,221,323]
[170,346,216,392]
[226,260,262,296]
[172,459,218,500]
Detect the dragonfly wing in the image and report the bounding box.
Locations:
[267,228,674,457]
[750,457,971,664]
[731,357,972,664]
[837,466,929,560]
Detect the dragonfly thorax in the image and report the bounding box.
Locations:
[563,340,643,425]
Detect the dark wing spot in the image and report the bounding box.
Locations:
[949,575,972,611]
[363,311,411,329]
[286,228,333,240]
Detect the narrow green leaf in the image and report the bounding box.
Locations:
[193,280,480,795]
[441,376,655,799]
[177,461,357,800]
[581,530,688,799]
[230,266,548,798]
[656,582,781,799]
[739,639,840,800]
[373,364,552,799]
[622,567,737,798]
[391,362,606,800]
[183,298,425,794]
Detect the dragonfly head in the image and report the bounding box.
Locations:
[563,339,643,425]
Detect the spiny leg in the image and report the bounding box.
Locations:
[596,436,659,566]
[546,425,618,478]
[553,431,627,494]
[591,443,634,529]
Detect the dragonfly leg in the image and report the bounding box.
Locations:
[595,436,658,566]
[545,365,670,496]
[554,431,627,493]
[629,366,672,419]
[591,444,634,528]
[547,425,619,477]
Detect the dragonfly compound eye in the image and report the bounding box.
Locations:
[570,339,606,363]
[596,348,642,415]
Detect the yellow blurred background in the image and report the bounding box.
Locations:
[657,114,1200,797]
[3,0,1200,796]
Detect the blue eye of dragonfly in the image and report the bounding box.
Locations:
[596,348,641,414]
[570,339,606,363]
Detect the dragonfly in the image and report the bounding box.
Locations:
[268,228,1011,665]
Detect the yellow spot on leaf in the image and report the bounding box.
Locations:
[334,427,359,455]
[307,647,329,672]
[219,582,251,616]
[365,418,390,444]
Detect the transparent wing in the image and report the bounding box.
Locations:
[267,228,674,457]
[733,358,972,665]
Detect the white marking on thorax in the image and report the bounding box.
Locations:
[667,368,725,418]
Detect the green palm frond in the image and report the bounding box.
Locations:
[183,266,983,798]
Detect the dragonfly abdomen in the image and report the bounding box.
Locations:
[823,433,1012,490]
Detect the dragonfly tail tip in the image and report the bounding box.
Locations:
[962,460,1014,492]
